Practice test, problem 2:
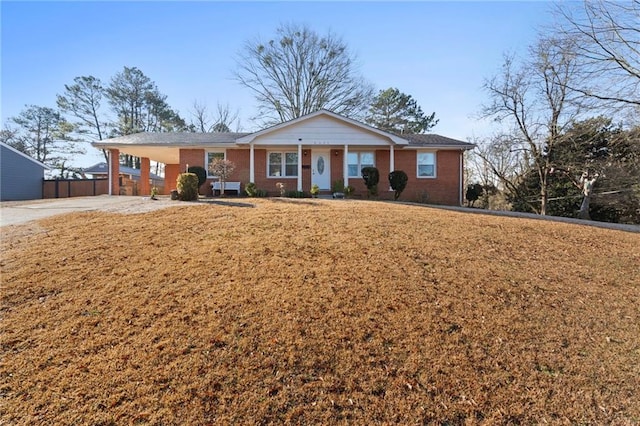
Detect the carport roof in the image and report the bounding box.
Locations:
[93,132,251,147]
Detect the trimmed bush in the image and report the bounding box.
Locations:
[361,166,380,197]
[245,182,258,197]
[388,170,408,200]
[187,166,207,188]
[176,173,199,201]
[465,183,484,207]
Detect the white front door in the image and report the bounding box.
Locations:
[311,150,331,190]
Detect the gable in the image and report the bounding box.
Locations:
[244,114,397,147]
[236,110,407,147]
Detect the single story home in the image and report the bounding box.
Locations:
[93,109,475,205]
[1,142,50,201]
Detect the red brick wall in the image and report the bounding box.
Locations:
[164,164,180,195]
[393,150,461,205]
[302,149,312,191]
[330,149,343,190]
[179,149,205,173]
[175,147,463,204]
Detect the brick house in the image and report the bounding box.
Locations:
[93,109,475,205]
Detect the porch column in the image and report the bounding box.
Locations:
[389,145,395,172]
[297,143,302,191]
[249,143,255,183]
[140,157,151,196]
[109,149,120,196]
[343,144,349,186]
[389,145,395,192]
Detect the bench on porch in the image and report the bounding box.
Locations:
[211,181,241,196]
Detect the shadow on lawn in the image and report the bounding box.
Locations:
[199,199,256,208]
[269,198,325,207]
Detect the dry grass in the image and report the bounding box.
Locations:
[1,199,639,425]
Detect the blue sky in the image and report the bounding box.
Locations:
[1,1,554,167]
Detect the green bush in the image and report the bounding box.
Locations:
[388,170,408,200]
[361,166,380,197]
[465,183,484,207]
[255,188,268,197]
[344,185,354,197]
[285,190,308,198]
[332,179,345,194]
[245,182,257,197]
[187,166,207,187]
[176,173,199,201]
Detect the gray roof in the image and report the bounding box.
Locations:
[401,133,475,149]
[93,132,251,147]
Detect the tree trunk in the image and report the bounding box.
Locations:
[578,196,591,220]
[540,186,547,215]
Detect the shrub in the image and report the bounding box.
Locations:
[176,173,199,201]
[285,190,308,198]
[465,183,484,207]
[187,166,207,187]
[255,188,269,197]
[332,179,345,194]
[388,170,408,200]
[344,185,354,197]
[361,166,380,197]
[245,182,257,197]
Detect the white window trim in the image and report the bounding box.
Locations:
[205,150,226,178]
[267,150,299,178]
[347,151,375,178]
[416,151,437,179]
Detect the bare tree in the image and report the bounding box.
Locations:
[212,102,240,132]
[190,100,213,133]
[482,37,579,215]
[234,23,374,125]
[556,0,640,111]
[189,101,241,132]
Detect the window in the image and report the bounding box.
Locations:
[347,152,375,177]
[268,152,298,177]
[417,152,436,178]
[206,151,225,177]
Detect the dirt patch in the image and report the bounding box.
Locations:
[1,199,639,424]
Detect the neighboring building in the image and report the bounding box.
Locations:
[83,162,164,196]
[0,142,50,201]
[93,110,475,205]
[83,162,164,185]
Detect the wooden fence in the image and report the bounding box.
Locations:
[43,178,109,198]
[42,178,164,198]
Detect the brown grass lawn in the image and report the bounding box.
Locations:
[1,199,639,425]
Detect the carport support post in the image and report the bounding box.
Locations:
[109,149,120,196]
[140,157,151,196]
[297,144,302,191]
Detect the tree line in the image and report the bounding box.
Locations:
[3,21,438,178]
[469,0,639,224]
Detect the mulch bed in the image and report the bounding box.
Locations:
[1,199,639,424]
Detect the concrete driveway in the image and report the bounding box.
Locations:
[0,196,176,227]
